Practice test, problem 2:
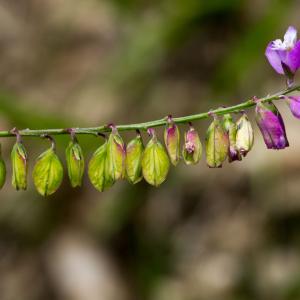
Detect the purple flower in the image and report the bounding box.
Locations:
[255,101,289,150]
[287,96,300,119]
[265,26,300,84]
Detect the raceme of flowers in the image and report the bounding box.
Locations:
[0,26,299,196]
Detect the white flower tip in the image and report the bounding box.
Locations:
[284,26,297,47]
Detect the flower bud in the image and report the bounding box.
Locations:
[287,96,300,119]
[222,114,242,162]
[0,145,6,189]
[164,116,180,166]
[125,132,144,184]
[33,148,63,196]
[205,118,229,168]
[11,142,28,190]
[142,128,170,187]
[106,126,126,182]
[182,125,202,165]
[235,113,254,157]
[255,101,289,149]
[65,141,85,188]
[88,141,114,192]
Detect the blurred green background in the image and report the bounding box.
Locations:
[0,0,300,299]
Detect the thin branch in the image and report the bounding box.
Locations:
[0,84,299,138]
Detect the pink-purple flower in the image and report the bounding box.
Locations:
[265,26,300,85]
[255,101,289,150]
[287,96,300,119]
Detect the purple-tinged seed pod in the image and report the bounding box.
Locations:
[164,116,180,166]
[222,114,242,162]
[255,101,289,150]
[182,124,202,165]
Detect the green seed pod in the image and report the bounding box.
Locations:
[106,126,126,182]
[142,128,170,187]
[0,145,6,189]
[11,142,28,190]
[182,125,202,165]
[236,113,254,156]
[205,118,229,168]
[222,114,242,162]
[125,132,144,184]
[33,148,64,196]
[65,141,85,187]
[88,141,114,192]
[164,116,180,166]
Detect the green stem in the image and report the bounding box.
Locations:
[1,84,300,138]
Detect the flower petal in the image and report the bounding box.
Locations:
[265,42,284,74]
[288,96,300,119]
[287,40,300,73]
[255,102,289,150]
[284,26,297,47]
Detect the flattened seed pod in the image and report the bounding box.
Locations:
[88,141,114,192]
[164,116,180,166]
[182,125,202,165]
[236,113,254,156]
[222,114,242,162]
[11,142,28,190]
[205,118,229,168]
[66,141,85,187]
[125,132,144,184]
[33,148,63,196]
[142,128,170,187]
[0,145,6,189]
[106,126,126,182]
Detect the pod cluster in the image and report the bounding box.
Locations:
[0,99,297,196]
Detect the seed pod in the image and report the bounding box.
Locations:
[33,147,63,196]
[125,132,144,184]
[287,96,300,119]
[0,145,6,189]
[223,114,242,162]
[142,128,170,187]
[182,125,202,165]
[11,142,28,190]
[255,101,289,149]
[235,113,254,156]
[236,113,254,156]
[65,140,85,187]
[88,141,114,192]
[205,118,229,168]
[106,126,126,182]
[164,116,180,166]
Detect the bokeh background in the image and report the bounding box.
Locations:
[0,0,300,299]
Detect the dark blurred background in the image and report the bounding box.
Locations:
[0,0,300,299]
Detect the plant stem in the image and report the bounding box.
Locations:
[1,84,299,138]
